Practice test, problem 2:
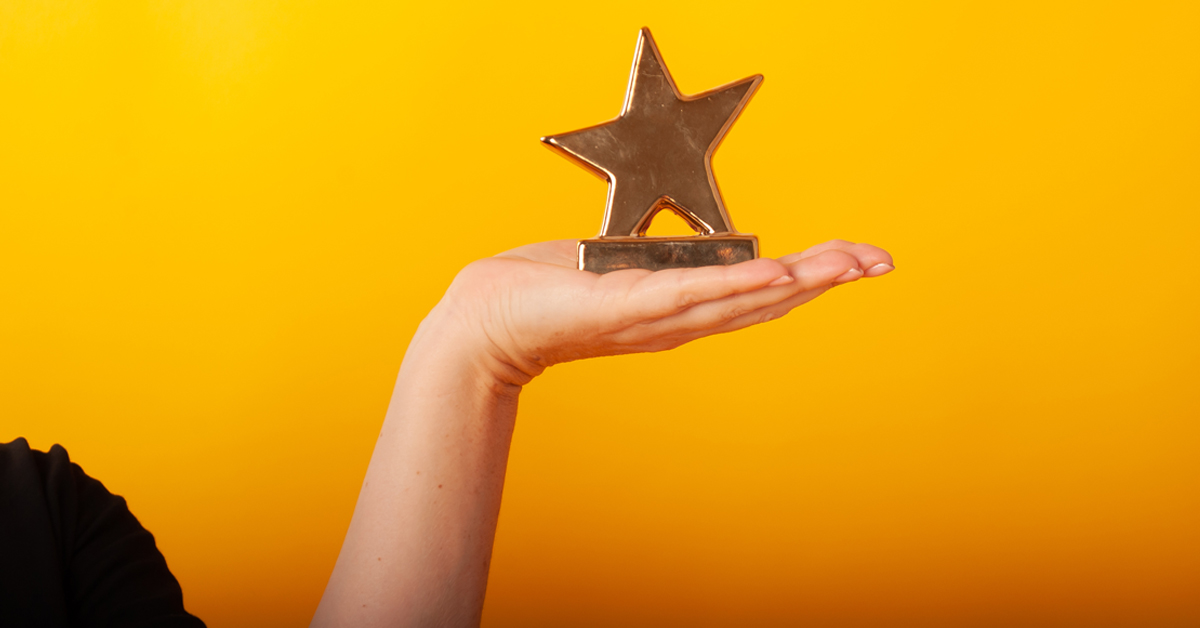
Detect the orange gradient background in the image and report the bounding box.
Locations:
[2,1,1198,626]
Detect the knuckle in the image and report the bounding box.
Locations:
[759,310,786,325]
[720,303,753,322]
[674,290,701,311]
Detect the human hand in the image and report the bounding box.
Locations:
[429,239,893,386]
[315,237,892,626]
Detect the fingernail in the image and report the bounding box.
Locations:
[834,268,863,283]
[865,263,894,278]
[767,274,794,287]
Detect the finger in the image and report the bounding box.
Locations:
[787,248,863,288]
[779,240,894,278]
[787,238,858,261]
[632,249,857,336]
[701,286,831,337]
[644,276,806,335]
[695,245,896,337]
[615,257,792,322]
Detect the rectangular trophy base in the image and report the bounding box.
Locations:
[578,234,759,273]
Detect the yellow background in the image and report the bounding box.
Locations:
[2,1,1198,626]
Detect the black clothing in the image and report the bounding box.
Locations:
[0,438,205,627]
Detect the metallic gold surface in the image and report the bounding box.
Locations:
[578,234,758,273]
[541,28,763,273]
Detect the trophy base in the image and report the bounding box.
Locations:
[578,234,758,273]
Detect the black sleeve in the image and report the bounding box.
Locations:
[0,438,205,628]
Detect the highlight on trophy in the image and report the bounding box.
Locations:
[541,28,763,273]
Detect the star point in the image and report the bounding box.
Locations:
[543,28,762,238]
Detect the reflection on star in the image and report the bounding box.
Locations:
[542,28,762,238]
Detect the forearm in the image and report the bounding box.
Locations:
[310,240,892,626]
[312,307,522,627]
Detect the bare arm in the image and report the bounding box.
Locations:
[311,239,893,627]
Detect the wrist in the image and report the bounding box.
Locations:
[411,296,545,392]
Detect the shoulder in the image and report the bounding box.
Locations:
[0,437,99,554]
[0,438,78,625]
[0,438,206,627]
[0,437,78,509]
[0,436,68,481]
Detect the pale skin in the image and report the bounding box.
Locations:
[311,238,894,627]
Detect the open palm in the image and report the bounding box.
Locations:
[435,238,894,382]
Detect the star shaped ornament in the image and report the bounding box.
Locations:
[543,28,763,273]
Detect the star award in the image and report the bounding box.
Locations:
[542,28,763,273]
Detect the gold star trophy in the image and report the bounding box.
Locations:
[543,28,763,273]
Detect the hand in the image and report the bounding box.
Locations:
[316,237,893,626]
[430,239,894,385]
